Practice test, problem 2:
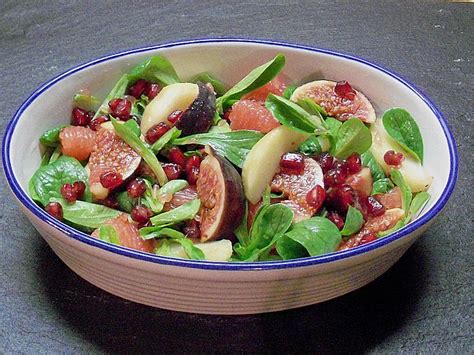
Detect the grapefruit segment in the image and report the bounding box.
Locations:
[59,126,96,161]
[228,100,280,133]
[375,187,403,209]
[291,80,376,123]
[243,75,287,101]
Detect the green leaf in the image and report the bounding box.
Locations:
[390,169,412,212]
[49,145,62,164]
[116,191,137,213]
[39,125,68,147]
[93,74,129,119]
[157,179,188,204]
[371,178,394,195]
[216,54,285,113]
[123,119,141,137]
[192,72,226,96]
[73,93,100,111]
[98,225,121,245]
[361,151,386,181]
[111,118,168,186]
[405,191,430,224]
[141,179,164,213]
[333,118,372,159]
[150,199,200,226]
[146,227,205,260]
[340,206,364,236]
[29,156,91,206]
[324,117,342,148]
[282,85,297,99]
[173,130,263,168]
[382,108,424,162]
[275,235,308,260]
[154,238,205,260]
[265,94,321,133]
[296,98,327,120]
[151,127,181,154]
[54,199,121,229]
[233,202,249,246]
[299,135,322,155]
[127,55,180,87]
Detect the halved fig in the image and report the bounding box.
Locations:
[370,119,432,192]
[197,148,245,242]
[175,82,216,135]
[141,83,199,134]
[291,80,376,123]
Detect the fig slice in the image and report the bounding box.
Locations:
[197,147,245,242]
[175,82,216,135]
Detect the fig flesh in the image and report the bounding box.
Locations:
[197,148,245,242]
[175,82,216,135]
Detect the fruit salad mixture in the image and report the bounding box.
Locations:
[29,54,432,261]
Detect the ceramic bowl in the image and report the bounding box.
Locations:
[2,39,457,314]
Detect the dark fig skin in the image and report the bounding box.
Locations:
[197,148,244,242]
[176,82,216,135]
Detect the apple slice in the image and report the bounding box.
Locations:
[242,126,310,204]
[370,119,432,192]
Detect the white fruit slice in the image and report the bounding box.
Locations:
[291,80,376,123]
[242,126,310,204]
[370,119,432,192]
[141,83,199,134]
[163,239,233,261]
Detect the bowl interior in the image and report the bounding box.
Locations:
[5,40,455,259]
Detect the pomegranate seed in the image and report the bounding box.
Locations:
[360,232,377,245]
[71,107,90,126]
[72,181,86,199]
[346,153,362,174]
[384,150,404,166]
[306,185,326,211]
[333,160,349,174]
[127,178,147,198]
[162,163,183,180]
[317,152,335,173]
[183,220,201,239]
[108,98,132,120]
[60,183,77,202]
[99,195,119,209]
[186,166,200,185]
[131,205,153,224]
[334,80,356,100]
[324,168,347,187]
[90,115,110,131]
[144,83,161,99]
[327,184,354,214]
[145,122,170,144]
[100,171,123,190]
[365,196,386,217]
[169,147,186,167]
[128,79,147,98]
[280,152,305,175]
[45,202,63,220]
[327,211,345,230]
[167,110,184,124]
[185,155,202,171]
[223,109,232,122]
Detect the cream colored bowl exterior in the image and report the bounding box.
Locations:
[4,40,456,314]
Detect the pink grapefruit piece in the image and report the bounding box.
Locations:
[228,100,280,133]
[59,126,96,161]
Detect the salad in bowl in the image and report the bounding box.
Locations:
[29,53,432,262]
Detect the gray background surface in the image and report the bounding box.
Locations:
[0,0,472,353]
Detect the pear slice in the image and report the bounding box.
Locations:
[141,83,199,134]
[370,119,432,192]
[242,126,310,204]
[160,239,233,261]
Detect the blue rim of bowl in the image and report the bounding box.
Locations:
[2,38,458,271]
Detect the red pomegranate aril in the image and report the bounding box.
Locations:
[145,122,170,144]
[317,152,335,173]
[167,110,184,124]
[185,155,201,171]
[127,178,147,198]
[144,83,160,99]
[334,80,356,100]
[280,152,305,175]
[183,220,201,239]
[60,183,77,203]
[108,98,132,120]
[223,108,232,122]
[306,185,326,211]
[327,184,354,214]
[131,205,153,224]
[169,147,186,167]
[100,171,123,190]
[99,195,119,209]
[162,163,183,180]
[346,153,362,174]
[365,196,386,217]
[360,232,377,245]
[90,115,110,131]
[45,202,63,220]
[128,79,147,98]
[324,168,347,187]
[333,160,349,174]
[71,107,91,126]
[72,181,86,199]
[186,166,200,185]
[384,150,405,166]
[327,211,345,230]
